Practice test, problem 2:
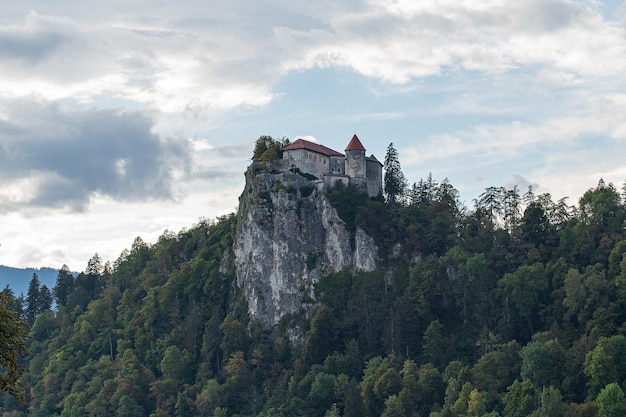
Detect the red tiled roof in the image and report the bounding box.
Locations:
[283,139,344,157]
[345,134,366,151]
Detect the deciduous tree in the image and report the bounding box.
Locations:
[252,136,289,161]
[596,382,626,417]
[0,292,29,401]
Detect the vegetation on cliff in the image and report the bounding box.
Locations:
[2,139,626,416]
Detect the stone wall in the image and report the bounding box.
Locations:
[283,148,332,179]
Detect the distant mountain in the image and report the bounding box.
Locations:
[0,265,60,297]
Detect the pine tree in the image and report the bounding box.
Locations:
[25,273,42,325]
[40,285,53,311]
[383,143,406,205]
[54,264,74,307]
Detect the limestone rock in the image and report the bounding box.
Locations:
[233,164,379,328]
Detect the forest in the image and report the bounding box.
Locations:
[2,141,626,417]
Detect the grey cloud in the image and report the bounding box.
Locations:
[0,99,191,211]
[506,174,538,194]
[187,169,238,182]
[213,144,250,159]
[0,31,67,63]
[512,0,581,33]
[0,12,72,64]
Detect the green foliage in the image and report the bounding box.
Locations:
[253,135,290,161]
[26,273,51,325]
[305,251,319,271]
[0,293,29,401]
[596,383,626,417]
[498,262,549,339]
[290,167,318,181]
[325,181,369,234]
[520,339,566,388]
[304,306,339,365]
[6,175,626,417]
[584,335,626,398]
[383,142,407,204]
[54,264,75,307]
[503,379,537,417]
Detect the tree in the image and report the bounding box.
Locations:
[584,335,626,398]
[308,372,336,416]
[563,264,611,329]
[383,143,406,205]
[220,316,248,361]
[117,394,145,417]
[252,135,289,161]
[498,263,548,339]
[579,180,623,229]
[175,390,194,417]
[519,339,565,389]
[54,264,74,307]
[0,292,29,401]
[467,388,486,416]
[422,320,446,368]
[325,403,341,417]
[380,395,405,417]
[521,202,552,247]
[503,379,537,417]
[537,386,565,417]
[596,383,626,417]
[477,186,505,225]
[40,285,53,311]
[503,186,522,232]
[304,306,338,365]
[25,273,42,324]
[472,341,522,400]
[160,346,192,382]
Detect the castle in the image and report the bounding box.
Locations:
[281,135,382,198]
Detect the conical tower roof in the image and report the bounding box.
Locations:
[345,134,366,151]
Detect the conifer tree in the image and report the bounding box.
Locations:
[383,143,406,205]
[54,264,74,307]
[25,273,42,325]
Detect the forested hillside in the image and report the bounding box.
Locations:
[3,149,626,416]
[0,266,61,298]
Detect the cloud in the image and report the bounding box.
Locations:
[402,89,626,166]
[0,99,190,212]
[0,1,623,119]
[0,12,71,64]
[294,135,318,142]
[275,0,626,85]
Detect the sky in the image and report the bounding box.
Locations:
[1,0,626,270]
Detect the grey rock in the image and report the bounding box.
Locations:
[233,164,379,328]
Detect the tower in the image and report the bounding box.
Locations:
[345,134,366,179]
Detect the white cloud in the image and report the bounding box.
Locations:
[274,0,626,86]
[295,135,318,142]
[1,1,623,116]
[1,0,626,269]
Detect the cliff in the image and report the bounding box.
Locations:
[233,162,379,328]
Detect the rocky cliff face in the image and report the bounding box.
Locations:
[233,163,379,328]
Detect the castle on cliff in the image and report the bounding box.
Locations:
[282,135,383,198]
